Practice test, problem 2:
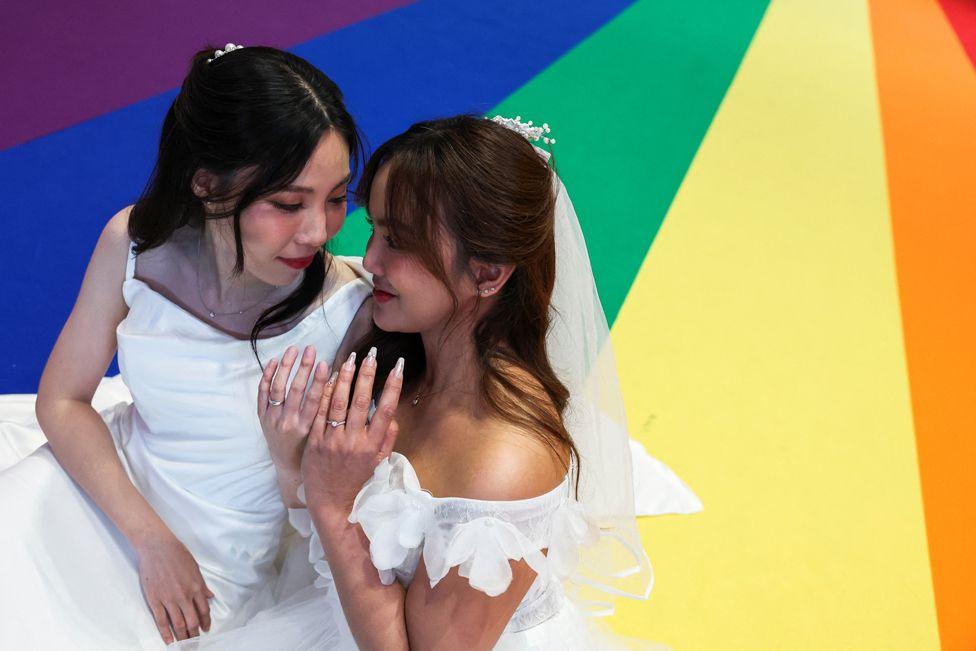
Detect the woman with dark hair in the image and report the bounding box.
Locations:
[195,115,698,649]
[0,44,374,648]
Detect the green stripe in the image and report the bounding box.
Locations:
[334,0,769,323]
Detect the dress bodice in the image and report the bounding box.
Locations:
[115,246,371,610]
[291,452,598,633]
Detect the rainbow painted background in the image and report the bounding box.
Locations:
[1,1,973,648]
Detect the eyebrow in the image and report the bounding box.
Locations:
[284,172,352,194]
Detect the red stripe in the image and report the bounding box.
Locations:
[940,0,976,70]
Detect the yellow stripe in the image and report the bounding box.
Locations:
[607,0,940,647]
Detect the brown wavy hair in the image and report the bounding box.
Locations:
[354,115,577,474]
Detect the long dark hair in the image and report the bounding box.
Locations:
[355,115,578,474]
[128,45,363,352]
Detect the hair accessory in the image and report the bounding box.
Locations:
[207,43,244,64]
[490,115,556,145]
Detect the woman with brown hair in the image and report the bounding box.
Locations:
[196,115,697,649]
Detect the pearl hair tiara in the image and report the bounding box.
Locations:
[490,115,556,145]
[207,43,244,64]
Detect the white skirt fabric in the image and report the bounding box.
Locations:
[0,397,171,649]
[177,580,672,651]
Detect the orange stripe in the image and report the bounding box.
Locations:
[868,1,976,648]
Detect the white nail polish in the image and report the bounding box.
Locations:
[394,357,404,378]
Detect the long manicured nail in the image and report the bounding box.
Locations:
[366,347,378,367]
[394,357,405,378]
[327,371,339,386]
[344,351,356,369]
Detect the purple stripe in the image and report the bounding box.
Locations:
[0,0,413,151]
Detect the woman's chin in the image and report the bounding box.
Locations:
[252,266,302,288]
[372,309,395,332]
[371,308,414,334]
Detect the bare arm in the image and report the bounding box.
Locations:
[406,557,540,650]
[35,208,163,550]
[35,208,213,643]
[302,347,410,650]
[401,443,563,649]
[315,510,538,651]
[313,507,411,651]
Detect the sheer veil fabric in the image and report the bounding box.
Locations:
[544,151,701,611]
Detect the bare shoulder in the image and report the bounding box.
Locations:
[87,205,134,279]
[99,205,133,253]
[36,207,134,403]
[456,363,570,501]
[440,419,569,502]
[105,204,132,233]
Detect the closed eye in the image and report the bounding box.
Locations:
[270,201,303,213]
[365,216,399,250]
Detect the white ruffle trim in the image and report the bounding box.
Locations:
[356,454,599,597]
[423,516,549,597]
[294,454,600,598]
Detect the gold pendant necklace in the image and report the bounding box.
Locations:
[410,384,450,407]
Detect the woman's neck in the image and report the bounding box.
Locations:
[201,223,262,302]
[418,320,482,403]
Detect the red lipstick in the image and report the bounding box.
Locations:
[373,288,396,304]
[278,255,315,270]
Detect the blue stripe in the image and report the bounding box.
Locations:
[0,0,633,392]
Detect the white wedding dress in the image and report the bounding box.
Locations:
[0,248,371,650]
[176,451,676,650]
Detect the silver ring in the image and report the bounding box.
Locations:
[327,419,346,428]
[268,398,284,406]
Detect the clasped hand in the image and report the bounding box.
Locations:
[259,346,404,518]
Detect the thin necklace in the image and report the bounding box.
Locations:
[410,380,449,407]
[411,380,470,407]
[195,234,276,318]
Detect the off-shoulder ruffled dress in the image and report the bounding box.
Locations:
[178,452,678,650]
